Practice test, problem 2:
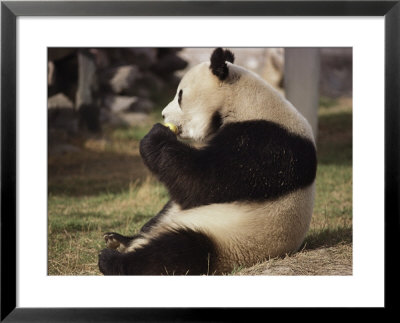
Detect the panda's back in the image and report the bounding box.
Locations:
[165,120,317,211]
[227,64,315,143]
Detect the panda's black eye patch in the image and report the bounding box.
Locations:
[178,89,183,106]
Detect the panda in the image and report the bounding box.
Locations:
[98,48,317,275]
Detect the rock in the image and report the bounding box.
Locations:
[138,71,165,95]
[262,48,284,89]
[129,98,154,113]
[101,65,142,94]
[110,65,142,94]
[47,52,78,101]
[79,104,101,132]
[128,86,152,99]
[126,48,158,68]
[162,73,181,89]
[104,95,154,114]
[48,61,55,86]
[101,48,158,68]
[90,48,111,69]
[99,109,129,127]
[48,109,79,134]
[104,95,138,113]
[150,53,188,75]
[320,48,352,98]
[48,93,79,134]
[122,72,165,98]
[48,48,189,134]
[117,112,149,126]
[48,93,74,110]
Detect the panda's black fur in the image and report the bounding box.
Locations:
[99,227,216,275]
[210,47,235,80]
[139,121,316,210]
[98,48,317,275]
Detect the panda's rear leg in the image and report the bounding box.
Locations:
[103,232,138,251]
[103,201,173,252]
[99,228,217,275]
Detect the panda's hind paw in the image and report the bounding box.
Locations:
[98,248,123,275]
[103,232,122,249]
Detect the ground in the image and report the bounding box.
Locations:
[48,97,352,275]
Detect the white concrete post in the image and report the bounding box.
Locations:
[284,48,320,139]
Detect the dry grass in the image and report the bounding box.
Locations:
[48,97,352,276]
[48,177,169,275]
[236,243,352,276]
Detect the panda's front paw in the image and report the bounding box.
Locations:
[146,123,177,144]
[139,123,176,171]
[98,248,124,275]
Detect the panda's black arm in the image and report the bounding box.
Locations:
[139,123,231,208]
[140,122,317,210]
[139,123,206,184]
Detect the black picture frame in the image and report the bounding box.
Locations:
[1,1,399,321]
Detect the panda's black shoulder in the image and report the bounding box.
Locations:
[211,120,314,151]
[203,119,317,199]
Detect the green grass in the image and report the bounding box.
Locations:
[48,179,169,275]
[305,98,352,250]
[111,125,151,141]
[48,97,352,275]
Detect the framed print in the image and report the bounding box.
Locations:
[1,0,399,321]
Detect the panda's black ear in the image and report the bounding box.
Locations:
[210,48,235,81]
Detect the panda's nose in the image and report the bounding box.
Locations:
[162,113,165,120]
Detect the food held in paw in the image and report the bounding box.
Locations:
[163,122,178,134]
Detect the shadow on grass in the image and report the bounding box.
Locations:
[48,150,149,197]
[301,226,352,251]
[317,109,352,166]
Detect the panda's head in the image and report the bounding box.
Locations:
[161,48,237,142]
[162,48,314,143]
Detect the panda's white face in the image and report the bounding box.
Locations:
[162,62,227,142]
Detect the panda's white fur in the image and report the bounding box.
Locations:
[98,48,317,275]
[125,187,314,272]
[162,62,314,143]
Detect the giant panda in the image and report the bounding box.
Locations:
[98,48,317,275]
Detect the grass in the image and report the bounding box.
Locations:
[48,178,169,275]
[48,97,352,275]
[308,97,352,245]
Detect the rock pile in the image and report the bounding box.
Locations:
[48,48,188,135]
